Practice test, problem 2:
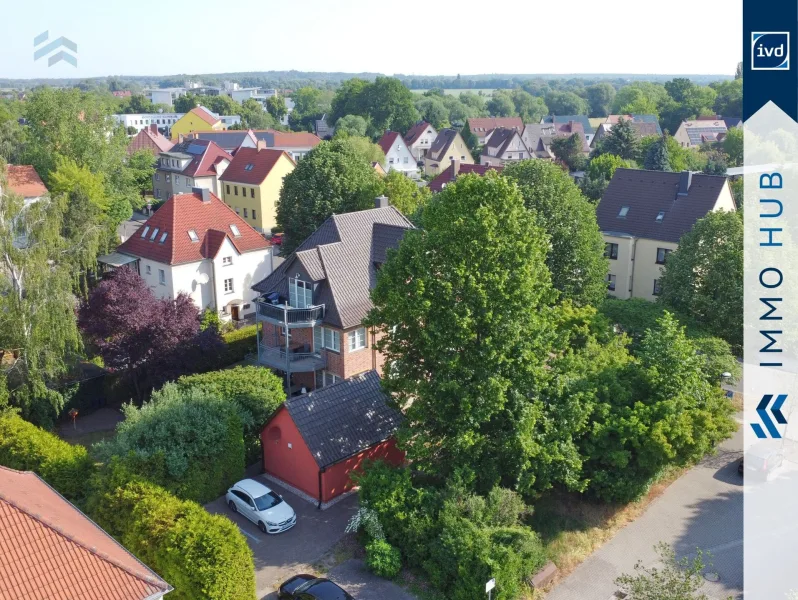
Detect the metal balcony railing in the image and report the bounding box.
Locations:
[255,346,327,373]
[255,301,325,328]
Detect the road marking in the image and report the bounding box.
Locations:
[237,526,261,544]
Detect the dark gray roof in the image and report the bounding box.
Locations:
[597,168,730,243]
[191,130,252,151]
[283,370,403,468]
[542,114,595,134]
[427,128,459,162]
[252,206,414,328]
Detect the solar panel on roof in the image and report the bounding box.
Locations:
[186,143,206,155]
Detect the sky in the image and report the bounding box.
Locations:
[0,0,743,80]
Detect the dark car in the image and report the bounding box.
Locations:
[278,575,354,600]
[744,443,784,480]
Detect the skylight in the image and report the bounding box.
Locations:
[244,163,254,171]
[656,211,665,222]
[188,229,199,242]
[141,226,150,238]
[159,232,168,243]
[230,224,242,237]
[618,206,629,218]
[150,227,160,240]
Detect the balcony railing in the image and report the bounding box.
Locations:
[256,301,325,328]
[254,346,326,373]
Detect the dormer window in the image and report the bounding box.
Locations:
[150,227,159,240]
[188,229,199,242]
[244,163,254,171]
[159,232,168,244]
[656,211,665,222]
[230,224,241,237]
[289,277,313,308]
[140,226,150,238]
[618,206,630,218]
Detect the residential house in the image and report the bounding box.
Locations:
[152,139,232,200]
[522,122,590,159]
[315,114,335,139]
[220,145,296,232]
[592,115,663,148]
[480,127,531,166]
[126,124,174,156]
[466,117,523,145]
[723,117,743,130]
[541,115,596,144]
[0,465,171,599]
[113,112,184,135]
[4,165,48,205]
[170,106,235,140]
[111,90,132,98]
[261,370,404,508]
[377,130,418,175]
[404,121,438,162]
[423,128,474,176]
[250,197,414,394]
[252,130,322,161]
[372,162,387,176]
[428,162,502,193]
[187,129,258,154]
[673,118,729,148]
[109,188,273,320]
[145,87,187,107]
[597,169,735,301]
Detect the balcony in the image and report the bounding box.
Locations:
[255,346,326,373]
[256,300,325,328]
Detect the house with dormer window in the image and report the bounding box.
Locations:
[152,139,232,200]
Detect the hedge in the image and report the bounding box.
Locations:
[88,461,256,600]
[0,414,96,503]
[222,325,258,364]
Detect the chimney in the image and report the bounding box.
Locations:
[194,187,211,203]
[178,133,185,143]
[452,159,461,177]
[148,124,158,134]
[677,171,693,196]
[375,195,389,209]
[256,139,268,151]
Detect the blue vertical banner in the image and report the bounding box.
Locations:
[743,0,798,119]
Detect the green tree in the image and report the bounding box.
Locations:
[380,170,430,216]
[711,78,743,117]
[414,96,449,129]
[202,95,239,117]
[361,77,419,136]
[288,87,325,131]
[339,135,386,165]
[510,89,547,122]
[504,160,608,307]
[644,136,671,171]
[586,83,616,117]
[330,78,370,124]
[126,149,157,197]
[544,90,589,115]
[334,114,369,137]
[597,117,640,160]
[658,210,743,348]
[0,120,26,164]
[723,127,743,166]
[616,543,714,600]
[460,122,479,152]
[458,91,488,116]
[266,95,288,121]
[612,82,669,116]
[277,138,384,252]
[174,94,199,112]
[550,133,587,171]
[486,92,516,117]
[367,173,582,494]
[587,154,631,182]
[702,150,728,176]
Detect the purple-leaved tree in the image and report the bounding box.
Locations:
[79,267,223,400]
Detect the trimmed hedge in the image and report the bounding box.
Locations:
[88,461,256,600]
[222,325,258,364]
[0,414,95,503]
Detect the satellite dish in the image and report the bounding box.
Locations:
[196,273,209,285]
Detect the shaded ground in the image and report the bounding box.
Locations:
[58,407,123,450]
[327,559,419,600]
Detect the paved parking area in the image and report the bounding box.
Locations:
[327,559,418,600]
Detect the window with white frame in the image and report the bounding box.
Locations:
[314,326,340,353]
[224,278,234,293]
[289,278,313,308]
[324,371,341,387]
[348,327,366,352]
[158,269,166,285]
[222,256,233,266]
[146,265,151,275]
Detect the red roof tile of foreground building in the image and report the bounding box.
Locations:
[0,466,171,600]
[6,165,48,198]
[118,190,269,265]
[190,105,221,126]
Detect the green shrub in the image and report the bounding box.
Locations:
[97,384,245,503]
[88,463,256,600]
[222,325,258,364]
[0,414,95,503]
[365,540,402,579]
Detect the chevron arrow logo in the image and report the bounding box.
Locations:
[33,31,78,67]
[751,394,788,439]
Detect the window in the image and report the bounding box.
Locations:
[250,188,255,198]
[348,327,366,352]
[244,163,254,171]
[235,207,240,215]
[289,278,313,308]
[607,274,616,291]
[175,175,180,185]
[243,208,248,218]
[234,186,239,196]
[141,226,150,238]
[618,206,629,218]
[403,156,408,164]
[324,371,341,387]
[158,269,166,285]
[230,224,241,237]
[149,227,159,241]
[604,243,618,260]
[146,265,151,275]
[252,209,257,220]
[155,188,161,198]
[155,173,160,181]
[224,278,234,293]
[159,232,168,244]
[656,211,665,222]
[653,279,662,296]
[166,174,171,183]
[314,326,340,353]
[656,248,671,265]
[222,256,233,266]
[188,229,199,242]
[226,184,230,195]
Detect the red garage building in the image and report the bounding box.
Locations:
[261,370,404,507]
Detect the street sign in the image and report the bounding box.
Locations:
[486,579,496,593]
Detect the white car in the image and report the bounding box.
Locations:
[226,479,297,534]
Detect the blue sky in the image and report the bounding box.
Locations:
[0,0,743,79]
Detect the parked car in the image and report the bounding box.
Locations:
[271,232,284,245]
[278,575,354,600]
[744,443,785,480]
[226,479,296,534]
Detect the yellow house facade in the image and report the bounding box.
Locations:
[171,106,224,140]
[220,147,295,233]
[423,129,474,176]
[597,169,736,302]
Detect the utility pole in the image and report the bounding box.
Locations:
[284,302,291,393]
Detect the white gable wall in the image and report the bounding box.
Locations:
[384,137,418,174]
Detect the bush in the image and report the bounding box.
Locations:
[0,414,95,503]
[365,540,402,579]
[222,325,258,364]
[98,384,245,503]
[88,462,255,600]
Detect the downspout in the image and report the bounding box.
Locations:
[629,236,638,297]
[318,467,326,509]
[210,260,218,312]
[371,327,377,371]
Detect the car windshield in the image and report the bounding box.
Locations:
[254,491,283,511]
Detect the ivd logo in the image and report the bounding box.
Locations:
[752,32,790,70]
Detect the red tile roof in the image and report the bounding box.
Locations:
[428,163,502,193]
[253,130,322,147]
[5,166,48,198]
[467,117,524,133]
[163,139,233,178]
[404,121,434,145]
[220,147,294,185]
[377,131,402,156]
[190,106,220,126]
[0,466,170,600]
[118,190,269,265]
[127,126,174,155]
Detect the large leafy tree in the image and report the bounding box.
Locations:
[581,154,632,201]
[509,89,548,122]
[329,77,418,136]
[276,138,383,252]
[266,95,288,121]
[544,90,589,115]
[288,87,326,132]
[723,127,743,166]
[329,78,370,124]
[585,83,616,117]
[503,160,608,307]
[380,170,430,217]
[658,210,743,348]
[550,133,587,171]
[334,115,368,138]
[486,92,516,117]
[711,79,743,118]
[367,173,580,494]
[596,117,640,160]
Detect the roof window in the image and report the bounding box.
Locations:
[150,227,159,240]
[656,211,665,222]
[244,163,254,171]
[188,229,199,242]
[140,226,150,238]
[230,224,241,237]
[618,206,630,218]
[159,232,168,243]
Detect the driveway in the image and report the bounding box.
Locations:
[328,560,418,600]
[546,424,744,600]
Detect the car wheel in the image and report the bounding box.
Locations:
[258,521,267,533]
[228,500,237,513]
